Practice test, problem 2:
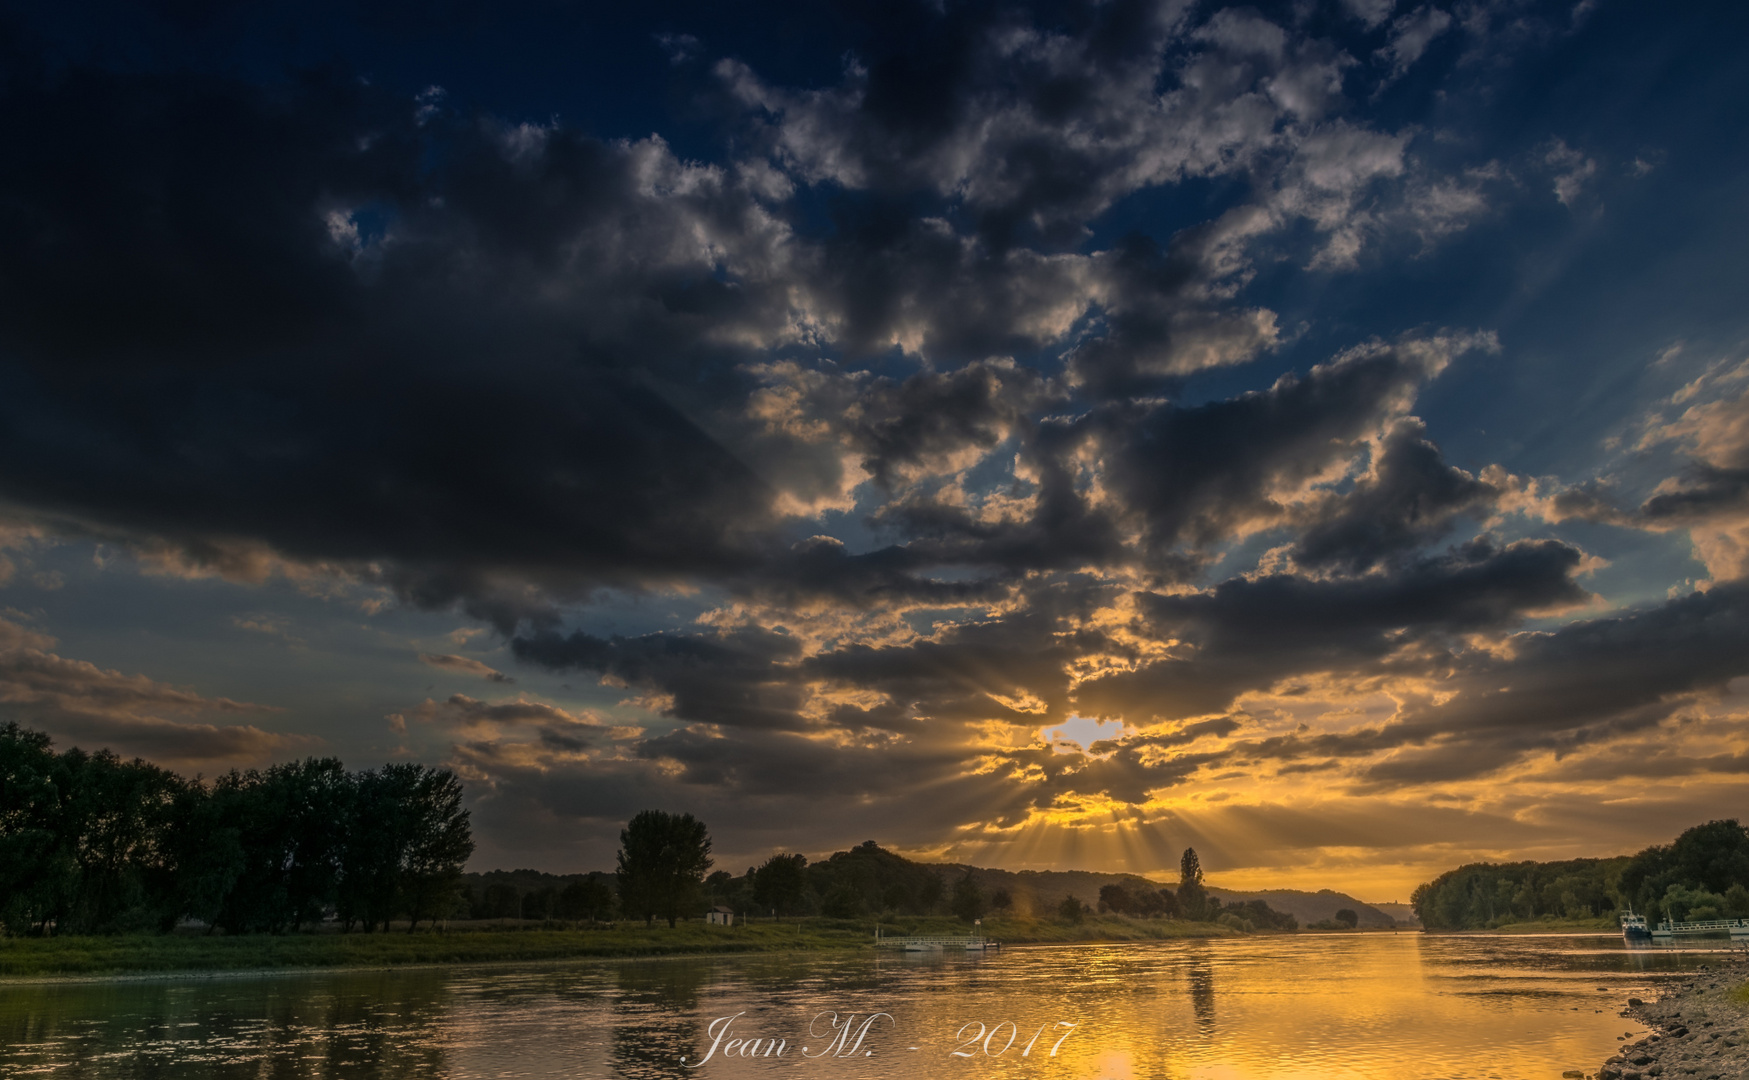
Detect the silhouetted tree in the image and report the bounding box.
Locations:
[1099,883,1133,914]
[616,810,713,927]
[522,886,556,920]
[1334,908,1358,928]
[1056,894,1085,923]
[1178,848,1209,920]
[165,780,242,933]
[821,883,862,918]
[399,765,475,931]
[705,870,734,900]
[0,726,474,937]
[919,871,944,913]
[0,724,72,934]
[990,888,1013,911]
[335,763,473,933]
[752,852,809,917]
[951,875,986,923]
[476,882,519,919]
[557,878,616,921]
[1181,848,1204,886]
[56,747,183,933]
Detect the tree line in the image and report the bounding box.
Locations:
[1410,819,1749,930]
[461,871,617,922]
[664,834,1298,931]
[2,720,1304,937]
[0,724,473,935]
[1096,847,1298,931]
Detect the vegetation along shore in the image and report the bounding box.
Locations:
[11,723,1749,983]
[0,915,1236,980]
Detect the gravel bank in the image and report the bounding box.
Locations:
[1599,962,1748,1080]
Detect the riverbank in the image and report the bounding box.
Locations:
[1600,960,1749,1080]
[0,914,1235,978]
[1441,917,1618,934]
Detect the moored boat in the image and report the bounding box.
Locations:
[1620,910,1652,942]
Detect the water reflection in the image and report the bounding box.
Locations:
[0,970,456,1078]
[0,933,1723,1080]
[611,961,706,1079]
[1187,961,1216,1031]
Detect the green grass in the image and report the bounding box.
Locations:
[0,923,867,978]
[1730,982,1749,1006]
[1478,916,1621,934]
[0,914,1238,978]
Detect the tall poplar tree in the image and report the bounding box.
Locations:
[1178,847,1208,921]
[616,810,712,927]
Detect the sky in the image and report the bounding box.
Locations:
[1,0,1746,900]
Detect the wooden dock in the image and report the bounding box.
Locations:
[875,933,1000,951]
[1651,917,1749,939]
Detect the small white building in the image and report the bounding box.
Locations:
[707,906,735,926]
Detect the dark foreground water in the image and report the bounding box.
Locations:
[0,934,1730,1080]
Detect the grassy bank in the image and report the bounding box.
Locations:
[0,914,1237,979]
[0,922,873,978]
[1462,916,1619,934]
[980,914,1236,944]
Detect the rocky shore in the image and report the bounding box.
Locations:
[1598,962,1748,1080]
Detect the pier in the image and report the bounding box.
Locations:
[875,933,1000,952]
[1651,917,1749,939]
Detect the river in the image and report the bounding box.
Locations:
[0,933,1728,1079]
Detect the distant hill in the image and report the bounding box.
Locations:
[1366,902,1420,926]
[465,852,1401,927]
[1204,888,1395,928]
[942,865,1160,915]
[915,865,1395,927]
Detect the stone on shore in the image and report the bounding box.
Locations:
[1597,961,1749,1080]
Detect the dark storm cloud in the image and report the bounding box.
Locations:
[628,723,969,798]
[9,0,1744,880]
[1373,580,1749,770]
[0,0,1477,623]
[1534,746,1749,783]
[1639,467,1749,523]
[718,0,1354,246]
[1061,232,1282,395]
[509,575,1124,737]
[1290,418,1497,573]
[1087,335,1488,560]
[511,623,809,730]
[866,431,1134,577]
[732,535,1017,611]
[452,719,1019,862]
[0,65,801,622]
[975,714,1246,805]
[850,359,1059,490]
[838,338,1483,585]
[0,37,1296,612]
[1068,581,1749,795]
[713,0,1401,385]
[1074,536,1590,723]
[799,576,1123,725]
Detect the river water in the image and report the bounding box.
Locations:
[0,934,1729,1080]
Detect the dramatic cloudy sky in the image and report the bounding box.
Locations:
[2,0,1746,897]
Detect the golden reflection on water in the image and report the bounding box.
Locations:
[0,934,1709,1080]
